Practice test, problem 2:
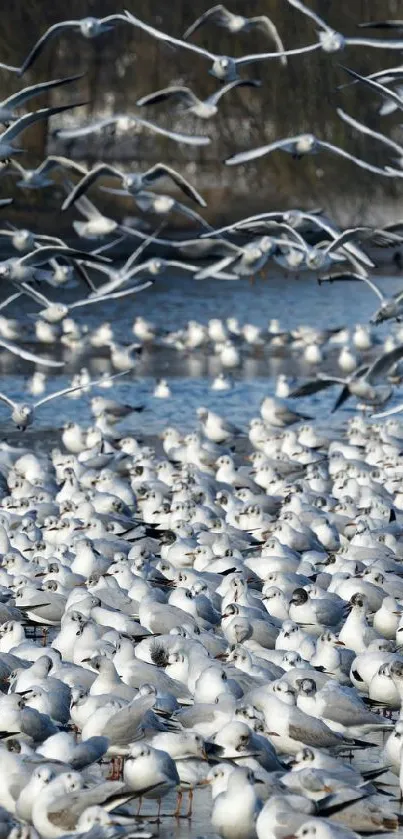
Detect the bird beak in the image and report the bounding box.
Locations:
[334,640,345,646]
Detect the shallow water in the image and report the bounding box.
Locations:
[1,270,402,438]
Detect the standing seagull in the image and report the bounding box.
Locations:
[183,5,287,66]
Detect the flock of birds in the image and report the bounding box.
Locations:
[3,3,403,839]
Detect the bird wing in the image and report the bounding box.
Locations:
[6,160,26,176]
[236,43,321,67]
[347,36,403,49]
[38,155,88,177]
[131,116,211,146]
[319,684,377,726]
[183,5,236,39]
[288,719,340,747]
[209,79,261,106]
[62,165,122,211]
[358,20,403,30]
[57,115,210,146]
[0,291,22,311]
[286,0,332,32]
[144,163,206,207]
[225,136,307,166]
[323,228,373,255]
[0,73,83,111]
[0,338,65,368]
[124,10,217,60]
[336,107,403,156]
[18,281,52,307]
[331,385,351,413]
[20,21,81,74]
[70,736,109,769]
[371,402,403,419]
[339,66,403,106]
[318,272,385,302]
[367,344,403,383]
[104,695,156,744]
[195,255,238,280]
[1,103,86,145]
[70,280,154,305]
[19,245,109,267]
[251,16,287,65]
[137,86,198,108]
[316,140,395,176]
[34,371,128,408]
[0,392,17,410]
[56,118,120,139]
[289,379,339,398]
[47,782,129,828]
[0,62,20,73]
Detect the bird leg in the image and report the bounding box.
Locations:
[42,627,48,647]
[108,757,123,780]
[157,797,162,822]
[173,790,183,819]
[136,796,143,816]
[185,788,193,819]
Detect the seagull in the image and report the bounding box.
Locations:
[0,371,127,429]
[0,244,108,285]
[8,156,87,190]
[137,80,261,119]
[182,5,287,66]
[62,163,206,211]
[290,344,403,411]
[123,9,322,82]
[20,14,129,75]
[224,132,398,176]
[55,113,211,147]
[287,0,403,53]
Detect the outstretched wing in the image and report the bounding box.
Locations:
[367,344,403,383]
[137,86,197,108]
[1,103,86,145]
[20,21,81,74]
[183,5,234,40]
[251,16,287,65]
[289,378,338,398]
[144,163,206,206]
[34,371,128,408]
[0,338,64,368]
[62,164,122,211]
[225,136,307,166]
